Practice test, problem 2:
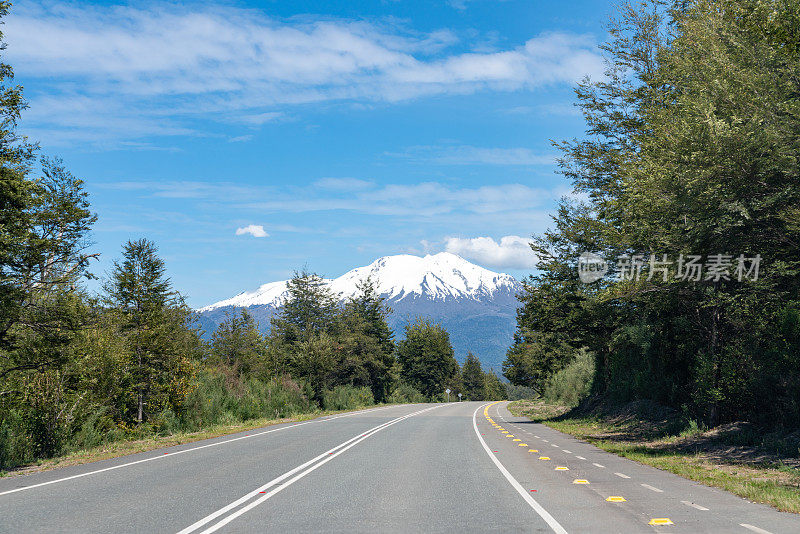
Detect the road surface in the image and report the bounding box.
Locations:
[1,401,798,533]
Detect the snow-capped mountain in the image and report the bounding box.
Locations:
[197,253,522,369]
[200,252,519,311]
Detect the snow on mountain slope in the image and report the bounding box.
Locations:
[199,252,519,311]
[197,252,522,369]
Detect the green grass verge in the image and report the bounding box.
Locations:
[509,399,800,514]
[1,403,398,478]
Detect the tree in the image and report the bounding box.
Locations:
[461,352,485,401]
[210,309,267,376]
[104,239,198,423]
[270,269,339,344]
[483,372,507,401]
[339,276,395,401]
[510,0,800,426]
[395,318,457,398]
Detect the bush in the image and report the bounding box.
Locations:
[177,370,314,431]
[543,349,595,407]
[0,411,34,471]
[387,382,427,404]
[506,383,538,401]
[322,385,374,411]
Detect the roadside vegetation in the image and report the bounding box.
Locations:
[502,0,800,512]
[509,398,800,513]
[0,1,505,474]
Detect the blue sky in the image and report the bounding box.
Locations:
[6,0,612,307]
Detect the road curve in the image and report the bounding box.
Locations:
[1,401,798,533]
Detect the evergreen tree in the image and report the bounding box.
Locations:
[339,276,395,401]
[483,372,507,401]
[270,269,339,344]
[210,309,266,376]
[104,239,198,423]
[395,318,457,398]
[461,352,485,401]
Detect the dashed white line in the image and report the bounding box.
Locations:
[740,524,773,534]
[614,472,630,479]
[681,500,709,511]
[592,463,605,468]
[473,405,568,534]
[562,450,572,454]
[641,483,663,493]
[542,439,549,443]
[575,456,586,460]
[534,435,541,439]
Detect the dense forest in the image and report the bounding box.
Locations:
[0,2,506,470]
[503,0,800,428]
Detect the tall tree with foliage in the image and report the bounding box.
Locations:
[337,277,395,401]
[270,269,339,344]
[210,309,266,376]
[461,352,485,401]
[396,318,458,398]
[104,239,198,423]
[505,0,800,427]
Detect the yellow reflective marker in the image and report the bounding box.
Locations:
[573,479,589,484]
[506,435,514,438]
[513,438,521,441]
[648,518,674,526]
[606,496,626,502]
[501,431,508,434]
[555,466,569,471]
[528,449,539,453]
[538,456,550,460]
[518,443,528,447]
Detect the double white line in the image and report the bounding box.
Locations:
[178,404,442,534]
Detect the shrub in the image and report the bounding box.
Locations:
[322,385,374,411]
[387,382,427,404]
[543,349,595,407]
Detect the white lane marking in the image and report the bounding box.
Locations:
[592,463,605,468]
[0,404,405,497]
[641,483,663,493]
[473,404,568,534]
[542,439,549,443]
[740,524,774,534]
[681,500,709,511]
[562,450,572,454]
[614,472,630,479]
[576,456,586,460]
[182,405,442,534]
[534,435,541,439]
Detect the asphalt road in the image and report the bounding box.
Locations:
[1,401,798,533]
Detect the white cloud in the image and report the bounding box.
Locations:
[443,235,537,269]
[6,2,604,145]
[235,224,269,238]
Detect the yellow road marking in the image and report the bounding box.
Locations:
[506,435,514,438]
[513,439,521,441]
[606,496,626,502]
[518,443,528,447]
[555,466,569,471]
[501,431,508,433]
[573,479,589,484]
[648,518,673,526]
[538,456,550,460]
[528,449,538,453]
